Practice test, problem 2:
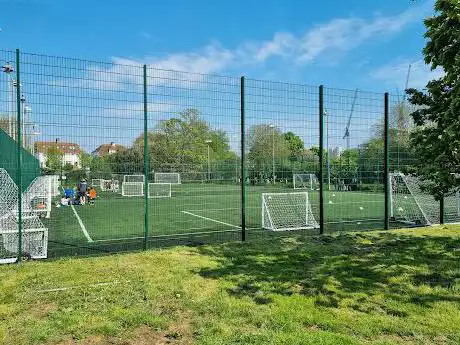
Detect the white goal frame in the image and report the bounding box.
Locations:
[154,172,181,184]
[262,192,319,231]
[148,183,172,198]
[23,176,53,219]
[101,179,119,192]
[121,182,144,197]
[0,168,48,264]
[389,172,460,226]
[91,179,104,188]
[123,174,145,183]
[293,173,319,190]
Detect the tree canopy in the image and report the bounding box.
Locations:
[406,0,460,198]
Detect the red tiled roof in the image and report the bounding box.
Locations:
[34,141,81,155]
[93,143,125,156]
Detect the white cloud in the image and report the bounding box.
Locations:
[53,1,432,91]
[371,59,444,90]
[247,1,431,64]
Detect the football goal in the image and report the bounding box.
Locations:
[91,179,104,188]
[121,182,144,197]
[293,173,319,190]
[101,179,119,192]
[262,192,319,231]
[0,168,48,264]
[123,175,145,183]
[50,175,60,196]
[148,183,171,198]
[389,172,460,225]
[23,176,53,219]
[154,172,181,184]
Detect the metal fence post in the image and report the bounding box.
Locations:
[143,65,149,250]
[240,76,246,241]
[440,195,445,225]
[384,92,390,230]
[319,85,325,234]
[16,49,23,262]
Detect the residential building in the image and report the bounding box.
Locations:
[34,141,81,169]
[92,142,125,157]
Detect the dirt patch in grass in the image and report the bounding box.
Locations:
[53,316,194,345]
[29,303,58,318]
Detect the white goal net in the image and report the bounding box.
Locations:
[148,183,171,198]
[293,173,319,190]
[390,172,460,225]
[262,192,319,231]
[0,169,48,264]
[50,175,60,196]
[23,176,53,219]
[123,175,145,183]
[121,182,144,197]
[444,190,460,224]
[154,172,181,184]
[101,179,119,192]
[91,179,104,188]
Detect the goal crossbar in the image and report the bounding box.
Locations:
[154,172,181,184]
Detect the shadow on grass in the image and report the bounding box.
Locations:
[197,229,460,311]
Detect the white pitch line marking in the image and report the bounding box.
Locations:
[70,204,93,243]
[181,211,240,228]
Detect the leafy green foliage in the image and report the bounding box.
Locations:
[45,146,64,173]
[406,0,460,198]
[107,109,238,181]
[284,131,305,160]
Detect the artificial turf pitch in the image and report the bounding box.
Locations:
[42,183,390,256]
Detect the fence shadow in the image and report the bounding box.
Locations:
[196,229,460,310]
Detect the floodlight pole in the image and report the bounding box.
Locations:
[20,94,26,147]
[205,139,212,181]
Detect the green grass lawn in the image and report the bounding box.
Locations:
[43,183,392,256]
[0,225,459,344]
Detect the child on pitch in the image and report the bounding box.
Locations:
[78,179,88,205]
[88,187,97,206]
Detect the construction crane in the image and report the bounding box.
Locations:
[343,89,359,151]
[403,64,412,105]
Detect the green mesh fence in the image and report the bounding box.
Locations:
[0,48,456,262]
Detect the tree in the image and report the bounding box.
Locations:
[247,124,289,182]
[45,147,64,173]
[126,108,236,181]
[79,151,92,171]
[283,132,304,160]
[406,0,460,199]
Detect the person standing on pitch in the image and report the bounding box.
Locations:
[78,179,88,205]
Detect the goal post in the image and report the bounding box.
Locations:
[123,175,145,183]
[443,190,460,224]
[390,172,437,226]
[262,192,319,231]
[121,182,144,197]
[148,183,171,198]
[293,173,319,190]
[23,176,53,219]
[0,168,48,263]
[101,179,119,192]
[154,172,181,184]
[91,179,104,188]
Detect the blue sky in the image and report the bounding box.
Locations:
[0,0,443,152]
[0,0,441,91]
